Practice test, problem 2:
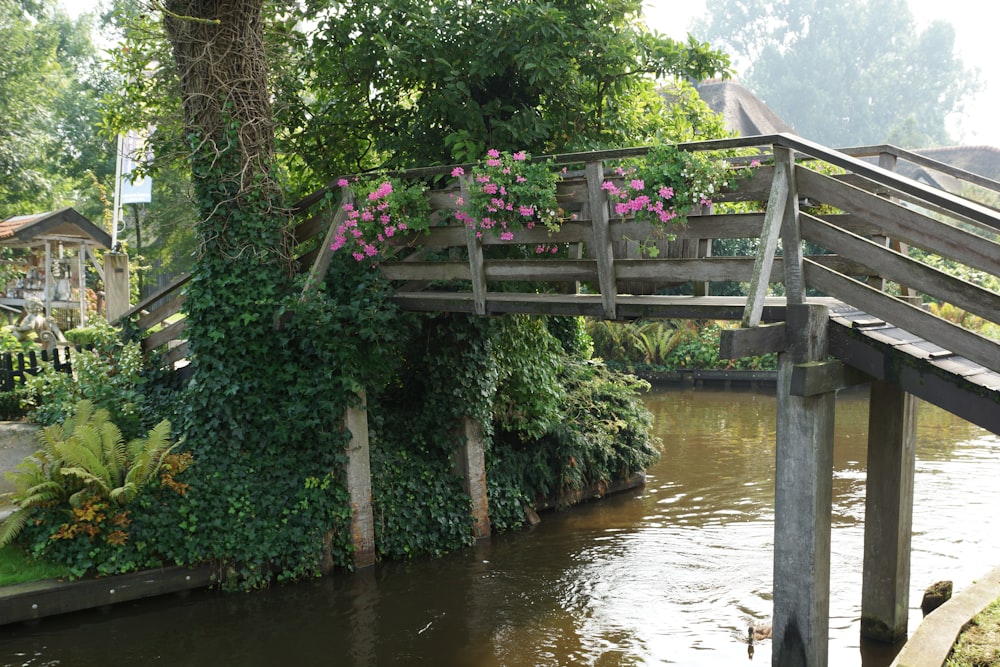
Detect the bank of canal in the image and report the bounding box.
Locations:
[0,385,998,666]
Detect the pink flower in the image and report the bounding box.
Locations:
[352,252,364,261]
[629,179,644,191]
[550,246,558,254]
[364,244,378,257]
[487,149,500,158]
[518,205,534,217]
[512,151,526,161]
[380,214,391,224]
[483,183,498,195]
[500,231,514,241]
[476,174,491,183]
[361,210,375,222]
[343,203,355,212]
[452,166,465,177]
[516,175,527,183]
[486,158,502,167]
[658,186,674,199]
[385,226,396,237]
[337,178,350,188]
[398,222,407,230]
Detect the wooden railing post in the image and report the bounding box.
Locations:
[461,176,488,316]
[585,160,617,320]
[743,146,799,328]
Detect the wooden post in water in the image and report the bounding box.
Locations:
[454,417,491,539]
[861,380,917,643]
[773,303,835,667]
[344,390,376,568]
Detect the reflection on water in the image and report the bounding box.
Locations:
[0,385,998,666]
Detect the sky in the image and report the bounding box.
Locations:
[643,0,1000,147]
[61,0,999,147]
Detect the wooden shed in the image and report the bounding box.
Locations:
[0,207,112,328]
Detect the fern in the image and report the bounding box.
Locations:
[0,399,176,547]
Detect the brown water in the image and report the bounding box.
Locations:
[2,385,998,666]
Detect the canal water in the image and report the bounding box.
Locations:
[2,385,999,666]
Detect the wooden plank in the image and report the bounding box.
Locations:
[719,322,787,359]
[828,322,1000,434]
[378,262,471,282]
[586,160,617,319]
[781,150,805,303]
[804,259,1000,374]
[801,213,1000,325]
[743,147,792,327]
[790,360,871,396]
[143,318,186,353]
[162,341,189,368]
[136,294,186,332]
[121,273,191,320]
[0,566,215,627]
[797,167,1000,277]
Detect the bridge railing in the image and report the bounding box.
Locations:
[129,135,1000,376]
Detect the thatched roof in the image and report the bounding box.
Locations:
[696,80,794,137]
[0,207,111,249]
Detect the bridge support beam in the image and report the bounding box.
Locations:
[773,303,835,667]
[454,417,491,539]
[861,380,917,643]
[344,390,376,569]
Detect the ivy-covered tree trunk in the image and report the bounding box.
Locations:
[163,0,291,427]
[161,1,347,586]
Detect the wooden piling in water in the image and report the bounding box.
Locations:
[772,303,835,667]
[861,380,918,643]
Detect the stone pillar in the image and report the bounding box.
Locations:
[861,380,918,643]
[453,416,491,539]
[345,390,376,568]
[104,252,130,322]
[773,303,835,667]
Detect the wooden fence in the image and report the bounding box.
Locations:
[0,346,78,392]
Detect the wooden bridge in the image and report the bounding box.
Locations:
[128,134,1000,667]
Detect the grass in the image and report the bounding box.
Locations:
[0,544,72,586]
[947,597,1000,667]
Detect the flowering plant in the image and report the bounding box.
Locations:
[602,144,738,226]
[453,149,563,242]
[329,174,430,262]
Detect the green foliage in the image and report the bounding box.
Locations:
[699,0,980,146]
[492,315,566,440]
[293,0,730,171]
[489,359,659,514]
[546,316,594,359]
[589,319,777,371]
[22,336,145,437]
[0,399,176,561]
[0,1,114,218]
[369,314,498,559]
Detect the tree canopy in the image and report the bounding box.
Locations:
[0,0,114,219]
[697,0,980,147]
[279,0,730,177]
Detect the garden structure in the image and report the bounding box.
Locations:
[128,134,1000,667]
[0,208,112,330]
